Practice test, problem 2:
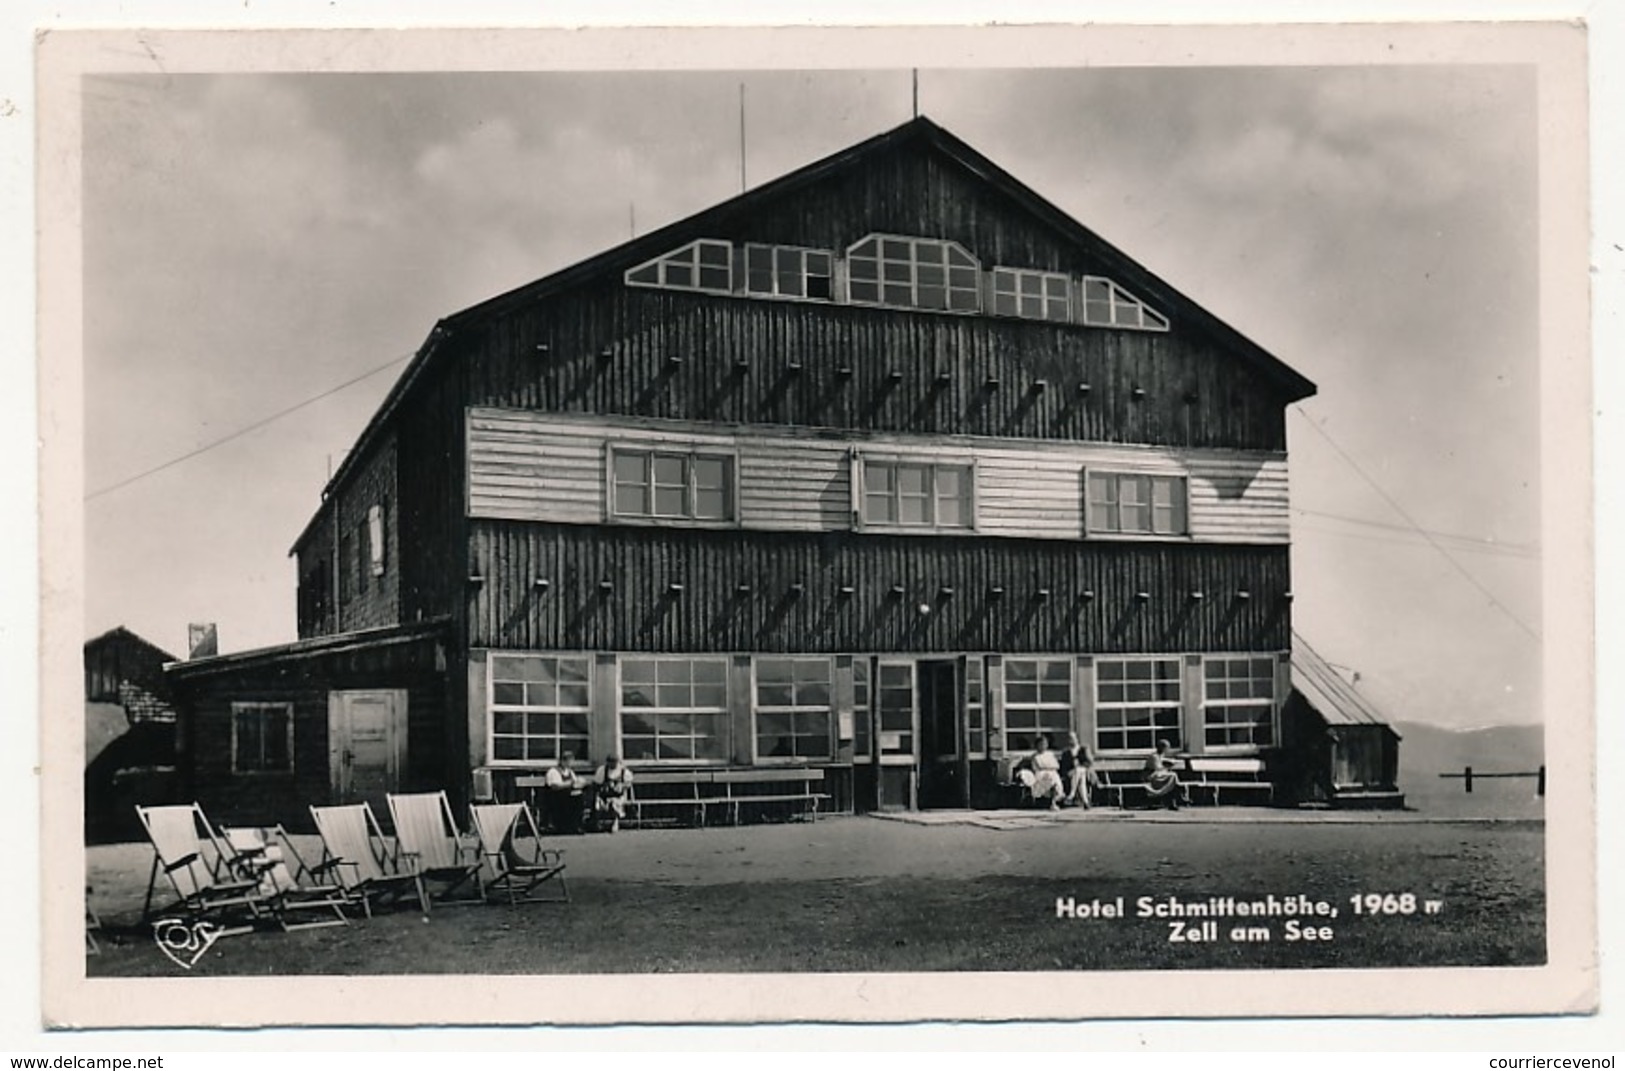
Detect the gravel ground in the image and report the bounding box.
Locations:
[85,812,1545,977]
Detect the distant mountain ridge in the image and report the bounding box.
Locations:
[1390,719,1544,781]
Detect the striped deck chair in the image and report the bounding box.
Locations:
[470,802,569,905]
[308,803,425,918]
[220,825,350,931]
[136,803,275,938]
[386,791,484,911]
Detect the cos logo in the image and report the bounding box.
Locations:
[152,918,224,970]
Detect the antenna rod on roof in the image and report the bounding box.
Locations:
[738,82,747,192]
[912,69,919,118]
[629,202,636,238]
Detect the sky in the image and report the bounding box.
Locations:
[80,64,1545,730]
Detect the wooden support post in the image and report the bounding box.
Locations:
[1537,765,1546,797]
[1464,765,1473,793]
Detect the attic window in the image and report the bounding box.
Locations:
[744,244,834,301]
[992,267,1070,322]
[626,240,734,294]
[1081,276,1169,331]
[847,235,980,313]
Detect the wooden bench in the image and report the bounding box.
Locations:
[626,771,717,829]
[711,769,828,826]
[1093,756,1272,808]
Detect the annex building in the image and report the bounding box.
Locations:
[167,116,1402,825]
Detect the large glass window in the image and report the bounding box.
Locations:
[861,459,972,529]
[876,662,916,757]
[847,235,980,312]
[1003,658,1073,753]
[965,657,987,758]
[991,267,1070,322]
[489,654,592,764]
[231,702,293,774]
[1087,472,1188,536]
[1096,658,1183,752]
[744,244,834,301]
[852,659,872,763]
[1203,656,1276,748]
[1081,276,1170,330]
[620,657,730,763]
[611,448,734,523]
[625,239,734,293]
[754,657,834,760]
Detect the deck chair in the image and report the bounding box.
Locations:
[470,802,569,905]
[386,791,484,911]
[220,825,350,931]
[136,803,276,938]
[85,886,103,955]
[308,802,425,918]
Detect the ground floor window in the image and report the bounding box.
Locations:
[1095,657,1182,752]
[852,659,872,762]
[755,657,834,760]
[965,657,987,758]
[1203,656,1276,747]
[1003,657,1073,753]
[876,662,916,757]
[490,654,592,763]
[231,702,293,773]
[621,656,730,762]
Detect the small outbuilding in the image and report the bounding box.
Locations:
[1280,634,1404,808]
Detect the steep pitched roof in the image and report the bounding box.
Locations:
[296,115,1315,551]
[1291,631,1395,730]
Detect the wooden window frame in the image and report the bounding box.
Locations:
[742,243,835,302]
[1094,656,1184,755]
[1000,656,1075,755]
[752,656,836,763]
[854,454,977,533]
[618,655,732,765]
[488,652,593,767]
[845,234,982,313]
[624,239,735,295]
[991,266,1071,322]
[964,655,988,759]
[1080,275,1171,331]
[606,444,741,528]
[1200,654,1278,751]
[1084,469,1190,537]
[230,701,295,775]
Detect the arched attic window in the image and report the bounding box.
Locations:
[846,235,981,313]
[1081,276,1170,331]
[625,239,734,294]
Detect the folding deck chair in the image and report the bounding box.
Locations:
[219,824,350,930]
[470,802,569,905]
[386,791,484,911]
[136,803,278,938]
[308,802,425,918]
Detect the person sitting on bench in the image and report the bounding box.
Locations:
[543,751,584,834]
[1022,735,1067,811]
[1059,732,1099,809]
[1143,739,1188,810]
[592,753,634,833]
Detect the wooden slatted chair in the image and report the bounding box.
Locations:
[136,803,275,938]
[308,802,426,918]
[387,791,484,912]
[219,825,351,930]
[470,802,569,905]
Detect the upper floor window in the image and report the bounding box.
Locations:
[625,239,733,294]
[1087,472,1188,536]
[847,235,980,313]
[992,267,1070,322]
[1082,276,1170,330]
[611,447,735,523]
[860,458,973,530]
[744,244,834,301]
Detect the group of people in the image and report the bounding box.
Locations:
[1018,735,1187,811]
[537,752,634,834]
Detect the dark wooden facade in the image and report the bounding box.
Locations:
[177,117,1331,820]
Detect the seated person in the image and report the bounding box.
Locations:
[1058,732,1099,809]
[1021,735,1067,810]
[542,751,583,834]
[1143,738,1187,810]
[592,753,635,833]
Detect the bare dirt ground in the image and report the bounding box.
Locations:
[85,811,1544,977]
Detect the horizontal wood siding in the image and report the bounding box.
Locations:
[467,409,1289,543]
[466,520,1291,656]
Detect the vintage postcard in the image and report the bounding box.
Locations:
[34,20,1594,1029]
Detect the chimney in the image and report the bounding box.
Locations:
[188,623,218,659]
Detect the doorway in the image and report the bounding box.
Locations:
[328,689,407,816]
[918,659,966,808]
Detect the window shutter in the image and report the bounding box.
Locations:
[368,504,385,576]
[848,449,863,529]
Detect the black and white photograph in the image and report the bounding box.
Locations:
[28,19,1597,1032]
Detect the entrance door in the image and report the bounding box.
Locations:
[874,659,918,811]
[917,659,966,808]
[329,689,407,815]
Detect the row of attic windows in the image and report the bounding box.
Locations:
[624,235,1169,331]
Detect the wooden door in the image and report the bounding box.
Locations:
[874,658,918,811]
[329,689,407,814]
